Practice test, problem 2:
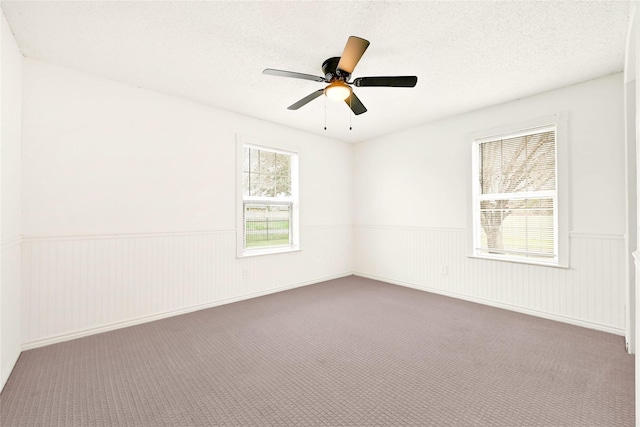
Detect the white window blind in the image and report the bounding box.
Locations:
[473,126,558,263]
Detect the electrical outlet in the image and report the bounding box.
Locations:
[441,265,448,276]
[242,269,249,281]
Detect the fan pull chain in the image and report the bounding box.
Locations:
[349,93,353,130]
[324,95,327,130]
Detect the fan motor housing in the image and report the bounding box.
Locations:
[322,57,350,82]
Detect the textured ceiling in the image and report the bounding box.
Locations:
[1,1,631,143]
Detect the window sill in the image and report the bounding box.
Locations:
[467,254,569,269]
[239,246,301,258]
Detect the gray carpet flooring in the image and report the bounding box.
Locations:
[0,275,635,426]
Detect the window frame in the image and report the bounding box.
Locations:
[236,135,300,258]
[467,113,569,268]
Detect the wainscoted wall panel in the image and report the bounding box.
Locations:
[354,226,625,334]
[1,238,22,388]
[1,9,24,392]
[22,226,352,349]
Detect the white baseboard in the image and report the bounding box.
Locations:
[354,271,626,336]
[21,272,352,351]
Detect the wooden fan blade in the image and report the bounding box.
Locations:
[337,36,370,74]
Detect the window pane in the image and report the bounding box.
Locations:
[260,150,275,174]
[275,153,291,196]
[479,198,554,260]
[242,172,250,196]
[243,147,291,199]
[275,153,290,171]
[526,131,556,191]
[243,146,250,173]
[249,147,260,173]
[244,203,292,248]
[275,173,291,197]
[480,130,555,195]
[262,176,276,197]
[250,173,266,197]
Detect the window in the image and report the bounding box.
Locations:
[237,136,299,257]
[469,114,568,267]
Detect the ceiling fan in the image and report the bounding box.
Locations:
[263,36,418,115]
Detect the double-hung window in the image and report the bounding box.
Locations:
[237,136,299,257]
[469,114,568,267]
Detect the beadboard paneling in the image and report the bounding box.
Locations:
[21,225,626,347]
[1,238,22,389]
[22,226,352,349]
[354,226,625,334]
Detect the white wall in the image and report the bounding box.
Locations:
[1,11,23,391]
[21,59,353,348]
[354,73,627,334]
[12,47,630,355]
[627,2,640,425]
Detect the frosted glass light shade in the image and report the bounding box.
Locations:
[324,82,352,102]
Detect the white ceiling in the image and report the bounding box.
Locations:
[1,1,631,143]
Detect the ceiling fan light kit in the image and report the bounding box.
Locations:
[324,81,352,102]
[263,36,418,119]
